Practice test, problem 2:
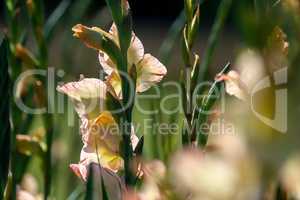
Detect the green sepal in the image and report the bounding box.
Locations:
[181,26,191,67]
[191,54,200,91]
[188,6,200,46]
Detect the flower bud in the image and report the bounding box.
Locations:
[15,44,39,67]
[72,24,107,50]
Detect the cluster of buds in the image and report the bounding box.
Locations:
[181,0,201,145]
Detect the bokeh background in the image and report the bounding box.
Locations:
[1,0,300,199]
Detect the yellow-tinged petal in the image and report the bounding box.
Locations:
[57,78,106,101]
[136,54,167,92]
[109,23,144,66]
[72,24,111,50]
[105,71,122,99]
[98,24,166,94]
[98,23,144,75]
[57,78,107,120]
[70,111,140,178]
[98,51,116,75]
[88,111,121,154]
[17,189,36,200]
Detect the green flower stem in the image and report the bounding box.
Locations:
[181,0,200,145]
[105,0,134,186]
[119,47,134,186]
[159,10,185,65]
[196,0,232,85]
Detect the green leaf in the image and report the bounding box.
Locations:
[184,0,195,23]
[191,54,200,91]
[181,26,191,67]
[45,0,72,41]
[66,185,84,200]
[105,0,123,25]
[66,0,93,24]
[196,63,230,147]
[27,0,45,29]
[100,172,109,200]
[196,0,233,84]
[188,6,200,46]
[158,10,185,65]
[85,165,94,200]
[104,0,133,186]
[0,38,11,199]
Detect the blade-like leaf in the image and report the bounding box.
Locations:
[85,164,95,200]
[196,0,232,84]
[0,38,11,199]
[66,185,84,200]
[45,0,72,41]
[158,10,185,65]
[100,169,109,200]
[85,164,123,200]
[196,63,230,147]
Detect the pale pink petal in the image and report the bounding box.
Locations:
[70,145,98,181]
[216,70,249,101]
[81,145,123,174]
[17,189,36,200]
[131,126,139,150]
[106,23,144,67]
[128,34,144,67]
[136,54,167,92]
[98,51,116,75]
[57,78,107,101]
[70,163,88,181]
[57,78,107,121]
[109,23,118,41]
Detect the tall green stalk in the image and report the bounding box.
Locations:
[181,0,200,145]
[105,0,134,185]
